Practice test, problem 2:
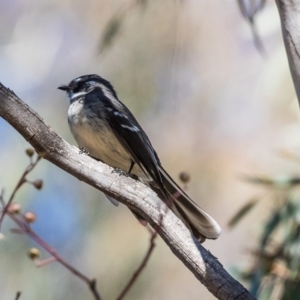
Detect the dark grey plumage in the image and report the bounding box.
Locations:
[59,74,221,242]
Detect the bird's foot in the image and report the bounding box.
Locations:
[79,147,89,155]
[112,168,129,177]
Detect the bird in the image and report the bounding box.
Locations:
[58,74,221,242]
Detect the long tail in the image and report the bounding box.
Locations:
[157,166,221,242]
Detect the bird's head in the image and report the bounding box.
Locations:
[58,74,118,103]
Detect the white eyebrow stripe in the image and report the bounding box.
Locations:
[70,90,88,99]
[70,81,115,102]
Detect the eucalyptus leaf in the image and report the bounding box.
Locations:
[260,209,281,249]
[99,15,123,53]
[282,280,300,300]
[228,198,258,228]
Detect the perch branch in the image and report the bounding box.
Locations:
[0,82,255,300]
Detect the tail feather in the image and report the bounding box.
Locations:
[158,166,221,241]
[105,167,221,242]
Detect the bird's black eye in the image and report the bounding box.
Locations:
[72,81,86,93]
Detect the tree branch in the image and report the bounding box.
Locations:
[0,82,255,300]
[116,228,157,300]
[1,156,103,300]
[275,0,300,106]
[9,212,103,300]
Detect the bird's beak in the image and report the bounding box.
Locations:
[57,85,70,91]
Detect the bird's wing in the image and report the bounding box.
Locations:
[105,106,164,190]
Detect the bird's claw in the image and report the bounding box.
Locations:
[112,168,129,177]
[79,147,89,155]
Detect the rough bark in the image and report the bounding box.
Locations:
[276,0,300,105]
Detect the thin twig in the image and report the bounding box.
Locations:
[237,0,266,56]
[33,256,57,267]
[0,155,41,226]
[0,156,103,300]
[115,207,168,300]
[0,189,5,206]
[116,180,191,300]
[10,213,103,300]
[116,229,158,300]
[15,291,21,300]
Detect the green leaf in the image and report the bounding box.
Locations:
[260,209,281,249]
[99,15,123,53]
[282,280,300,300]
[243,175,300,188]
[228,198,258,228]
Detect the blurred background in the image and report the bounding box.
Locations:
[1,0,300,299]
